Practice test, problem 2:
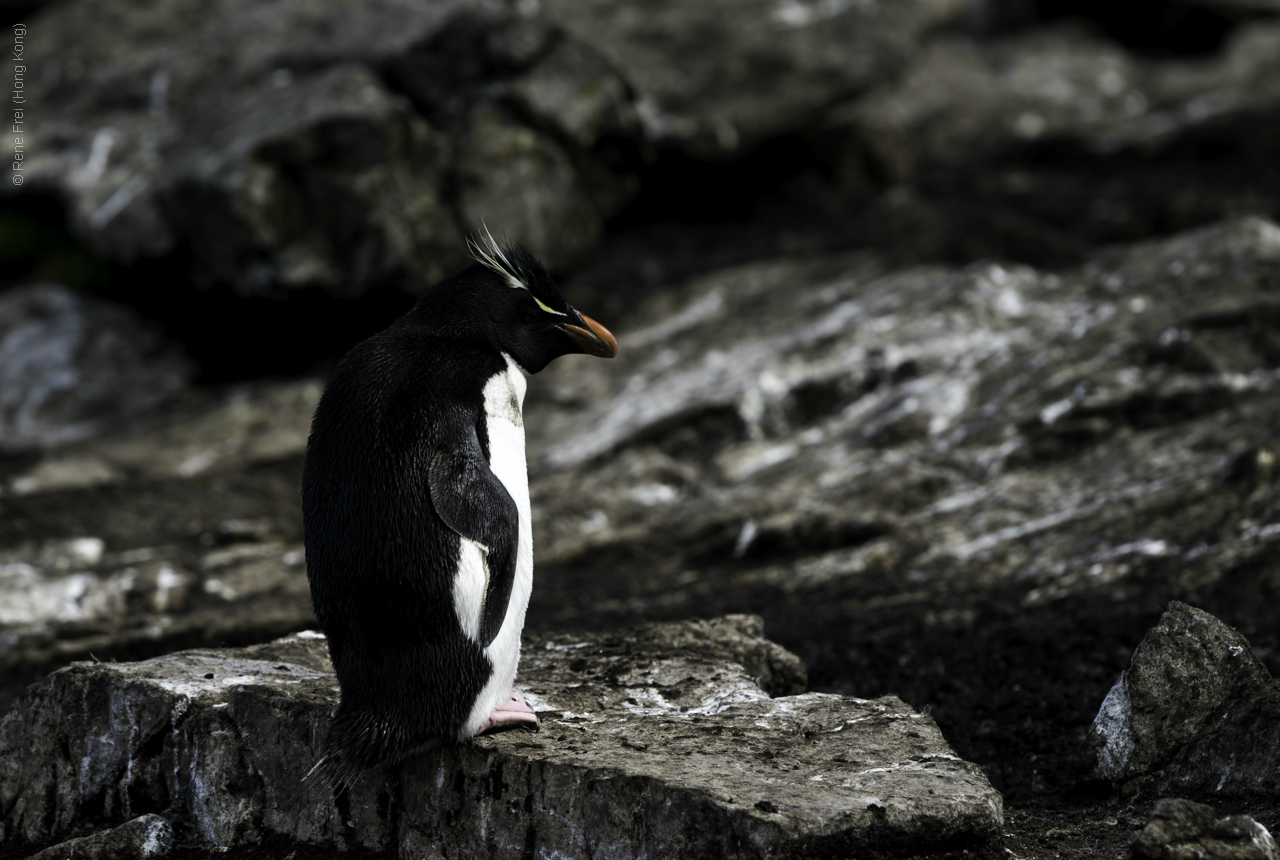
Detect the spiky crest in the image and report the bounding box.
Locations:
[467,225,529,291]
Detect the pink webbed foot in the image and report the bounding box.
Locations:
[477,691,540,735]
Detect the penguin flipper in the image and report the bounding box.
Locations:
[427,425,519,648]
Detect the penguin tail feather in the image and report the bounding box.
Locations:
[297,702,453,812]
[300,733,445,803]
[301,749,365,800]
[270,752,356,826]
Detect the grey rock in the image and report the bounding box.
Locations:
[826,21,1280,251]
[168,63,463,296]
[504,36,642,151]
[1131,798,1278,860]
[13,0,673,294]
[17,378,323,486]
[0,285,189,453]
[524,217,1280,622]
[19,0,471,276]
[840,27,1154,184]
[455,102,609,271]
[9,0,1004,292]
[0,531,313,679]
[0,617,1003,857]
[541,0,980,159]
[843,21,1280,173]
[21,814,174,860]
[0,380,319,680]
[1090,602,1280,798]
[622,614,808,698]
[15,0,575,296]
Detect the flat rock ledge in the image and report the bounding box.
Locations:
[0,615,1001,859]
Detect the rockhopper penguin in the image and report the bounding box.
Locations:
[301,233,617,789]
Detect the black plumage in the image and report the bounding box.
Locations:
[302,239,616,790]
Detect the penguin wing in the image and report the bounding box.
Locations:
[427,424,519,648]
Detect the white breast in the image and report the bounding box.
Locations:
[457,353,534,738]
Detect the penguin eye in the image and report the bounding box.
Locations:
[522,313,539,325]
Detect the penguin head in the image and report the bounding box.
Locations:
[412,232,617,373]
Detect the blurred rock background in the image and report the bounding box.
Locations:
[3,0,1280,855]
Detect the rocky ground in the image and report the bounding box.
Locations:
[3,617,1012,858]
[5,0,1280,857]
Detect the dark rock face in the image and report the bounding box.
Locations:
[0,617,1002,858]
[22,0,470,295]
[17,0,575,293]
[1130,798,1278,860]
[0,284,189,452]
[21,0,1280,320]
[455,102,610,271]
[842,22,1280,182]
[540,0,978,160]
[15,0,985,297]
[1090,602,1280,799]
[14,0,1280,317]
[20,814,174,860]
[826,20,1280,262]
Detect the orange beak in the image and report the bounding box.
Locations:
[559,312,618,358]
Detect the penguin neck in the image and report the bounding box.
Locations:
[487,352,527,420]
[402,313,499,355]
